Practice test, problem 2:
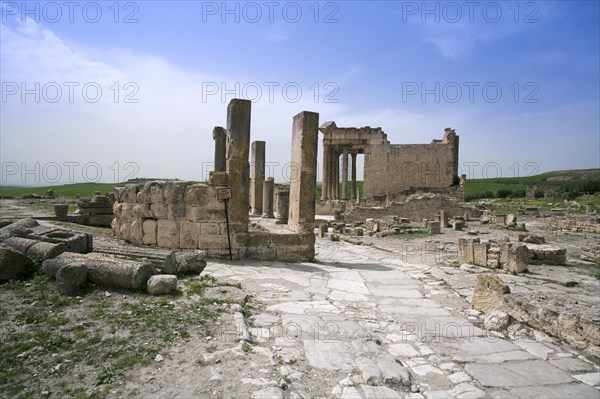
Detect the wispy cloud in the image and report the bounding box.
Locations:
[0,17,342,184]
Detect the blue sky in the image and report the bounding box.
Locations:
[1,0,598,186]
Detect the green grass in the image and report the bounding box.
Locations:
[0,183,121,199]
[465,168,600,197]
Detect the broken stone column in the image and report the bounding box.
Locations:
[275,187,289,224]
[321,145,329,200]
[439,210,448,228]
[250,141,265,215]
[261,177,274,218]
[288,111,319,234]
[351,152,357,200]
[213,126,226,172]
[319,224,328,238]
[225,99,251,228]
[526,185,537,200]
[43,253,154,291]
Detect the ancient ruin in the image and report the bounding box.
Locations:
[319,123,463,205]
[111,99,319,262]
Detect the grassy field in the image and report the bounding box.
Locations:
[0,183,122,199]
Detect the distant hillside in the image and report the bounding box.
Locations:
[465,168,600,200]
[0,183,122,199]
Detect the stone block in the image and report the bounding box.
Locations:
[473,242,489,267]
[132,204,151,218]
[458,237,479,264]
[129,218,143,244]
[147,274,178,295]
[124,184,139,203]
[162,181,189,203]
[427,220,441,234]
[453,221,464,231]
[151,203,168,219]
[167,204,187,220]
[200,223,220,236]
[157,220,179,248]
[504,243,530,274]
[472,274,510,313]
[198,234,229,251]
[0,245,29,280]
[188,206,224,222]
[184,184,212,206]
[179,221,201,249]
[142,219,158,245]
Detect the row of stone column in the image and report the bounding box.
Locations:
[211,100,319,238]
[321,145,358,201]
[261,178,289,224]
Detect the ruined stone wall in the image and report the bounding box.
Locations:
[112,181,229,250]
[112,181,314,261]
[343,195,479,222]
[364,137,458,198]
[543,215,600,234]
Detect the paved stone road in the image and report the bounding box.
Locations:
[206,238,600,399]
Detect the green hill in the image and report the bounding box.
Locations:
[0,183,122,199]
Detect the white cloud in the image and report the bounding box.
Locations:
[0,17,343,185]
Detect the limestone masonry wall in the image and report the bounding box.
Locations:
[365,138,458,197]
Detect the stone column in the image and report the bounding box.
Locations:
[326,147,333,200]
[275,187,289,224]
[213,126,226,172]
[341,148,348,200]
[332,149,339,200]
[225,99,251,228]
[351,152,357,200]
[439,210,448,228]
[321,145,329,200]
[288,111,319,234]
[250,141,265,215]
[261,177,274,218]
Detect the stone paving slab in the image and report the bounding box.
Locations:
[200,238,600,399]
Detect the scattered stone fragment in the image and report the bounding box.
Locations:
[483,310,510,331]
[163,250,207,275]
[147,275,178,295]
[472,274,510,313]
[0,245,30,280]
